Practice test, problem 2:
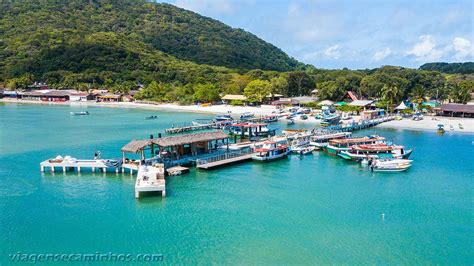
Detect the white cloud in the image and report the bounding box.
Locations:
[283,2,342,43]
[452,37,474,60]
[373,48,392,61]
[301,44,341,61]
[324,44,340,59]
[406,35,443,62]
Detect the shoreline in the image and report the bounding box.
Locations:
[2,98,474,134]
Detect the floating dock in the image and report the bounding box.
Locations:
[135,164,166,198]
[196,151,256,169]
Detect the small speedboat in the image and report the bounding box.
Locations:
[103,159,121,167]
[370,159,413,172]
[214,114,233,122]
[300,115,308,120]
[145,115,158,120]
[262,115,278,123]
[70,111,89,116]
[240,112,255,121]
[437,124,445,134]
[287,119,295,125]
[295,146,315,155]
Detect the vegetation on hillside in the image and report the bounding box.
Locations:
[419,62,474,74]
[0,1,472,107]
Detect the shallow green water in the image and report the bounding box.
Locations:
[0,103,473,264]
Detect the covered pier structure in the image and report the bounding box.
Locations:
[121,131,230,168]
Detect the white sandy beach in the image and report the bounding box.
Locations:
[2,98,474,133]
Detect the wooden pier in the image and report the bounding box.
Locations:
[196,150,256,169]
[165,116,272,134]
[328,116,395,132]
[40,158,122,173]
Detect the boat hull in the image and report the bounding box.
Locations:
[252,150,291,161]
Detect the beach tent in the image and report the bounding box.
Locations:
[395,102,408,110]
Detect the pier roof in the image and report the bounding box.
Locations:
[121,139,152,153]
[152,131,228,147]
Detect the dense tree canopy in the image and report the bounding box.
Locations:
[419,62,474,74]
[0,1,472,105]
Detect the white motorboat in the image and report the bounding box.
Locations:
[370,159,413,172]
[239,112,255,120]
[295,146,315,155]
[70,111,89,116]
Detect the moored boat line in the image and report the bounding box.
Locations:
[40,114,414,200]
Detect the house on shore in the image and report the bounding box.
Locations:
[27,82,49,91]
[69,92,93,102]
[97,93,122,102]
[435,104,474,118]
[222,94,248,105]
[19,90,73,102]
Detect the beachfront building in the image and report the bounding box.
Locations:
[361,109,386,120]
[121,131,229,167]
[349,100,374,110]
[19,90,72,102]
[222,94,248,105]
[435,104,474,118]
[2,90,18,98]
[69,92,92,102]
[292,96,318,105]
[97,93,122,102]
[27,82,49,91]
[271,97,299,106]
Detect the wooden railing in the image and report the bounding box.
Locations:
[196,150,254,166]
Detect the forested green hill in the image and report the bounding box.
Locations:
[0,0,298,82]
[1,1,472,106]
[419,62,474,74]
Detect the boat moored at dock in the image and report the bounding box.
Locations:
[309,132,352,150]
[339,144,413,161]
[326,135,386,155]
[252,141,291,161]
[239,112,255,121]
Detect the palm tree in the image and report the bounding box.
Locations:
[410,85,426,105]
[381,83,399,113]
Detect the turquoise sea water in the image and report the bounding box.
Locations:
[0,103,473,264]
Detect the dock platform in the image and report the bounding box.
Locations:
[196,151,256,169]
[135,165,166,198]
[40,158,120,173]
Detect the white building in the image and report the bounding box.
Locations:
[69,92,90,102]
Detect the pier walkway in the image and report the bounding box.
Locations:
[196,150,256,169]
[165,116,272,134]
[40,158,121,173]
[328,116,395,132]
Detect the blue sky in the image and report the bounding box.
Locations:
[160,0,474,69]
